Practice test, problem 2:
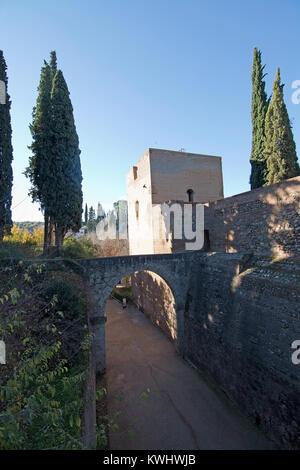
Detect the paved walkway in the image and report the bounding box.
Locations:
[105,299,274,450]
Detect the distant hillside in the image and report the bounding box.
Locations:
[14,221,44,233]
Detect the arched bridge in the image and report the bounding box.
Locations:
[81,251,197,374]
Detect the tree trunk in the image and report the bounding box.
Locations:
[44,214,57,257]
[54,225,64,257]
[43,211,49,255]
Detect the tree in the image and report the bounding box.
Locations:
[50,50,57,78]
[249,47,269,189]
[264,68,300,185]
[0,50,13,240]
[49,69,83,250]
[88,206,96,221]
[87,206,96,232]
[26,52,83,255]
[26,62,54,252]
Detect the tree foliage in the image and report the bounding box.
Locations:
[0,50,13,240]
[50,69,83,248]
[87,206,97,232]
[26,52,83,255]
[0,262,88,449]
[264,68,300,185]
[0,260,109,449]
[249,47,269,189]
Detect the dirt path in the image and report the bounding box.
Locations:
[105,299,274,450]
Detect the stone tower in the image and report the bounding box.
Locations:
[126,148,223,255]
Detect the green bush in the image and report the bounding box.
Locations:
[42,279,83,320]
[0,262,89,449]
[62,237,96,259]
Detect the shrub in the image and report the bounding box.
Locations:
[43,278,83,318]
[0,262,89,449]
[62,237,96,259]
[1,225,43,257]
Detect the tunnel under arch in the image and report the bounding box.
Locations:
[83,252,194,375]
[107,270,178,343]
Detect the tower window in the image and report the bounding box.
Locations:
[187,189,194,202]
[135,201,139,219]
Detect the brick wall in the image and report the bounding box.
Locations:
[184,254,300,449]
[131,253,300,449]
[205,176,300,258]
[131,270,177,342]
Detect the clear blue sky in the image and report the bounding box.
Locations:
[1,0,299,221]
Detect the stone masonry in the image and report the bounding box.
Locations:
[81,249,300,449]
[204,176,300,258]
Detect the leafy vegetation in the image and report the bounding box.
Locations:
[0,226,98,260]
[250,48,300,187]
[264,68,300,184]
[0,260,92,449]
[62,237,97,259]
[249,47,269,189]
[0,225,44,258]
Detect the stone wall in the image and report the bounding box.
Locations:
[149,148,224,204]
[131,271,177,342]
[127,148,224,255]
[127,149,154,255]
[130,253,300,449]
[205,176,300,258]
[184,253,300,449]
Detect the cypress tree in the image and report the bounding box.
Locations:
[50,69,83,250]
[26,62,54,252]
[26,52,82,254]
[249,47,269,189]
[87,206,96,232]
[0,50,13,240]
[50,50,57,77]
[264,68,300,185]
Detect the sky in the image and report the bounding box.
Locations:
[1,0,300,221]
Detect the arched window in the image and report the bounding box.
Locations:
[187,189,194,202]
[135,201,139,219]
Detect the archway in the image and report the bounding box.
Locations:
[82,251,193,376]
[106,270,178,342]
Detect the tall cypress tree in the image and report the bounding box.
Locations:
[26,62,54,251]
[0,50,13,240]
[264,68,300,185]
[249,47,269,189]
[50,69,83,250]
[26,52,82,254]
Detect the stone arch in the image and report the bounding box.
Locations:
[81,251,195,374]
[129,270,178,342]
[84,254,192,375]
